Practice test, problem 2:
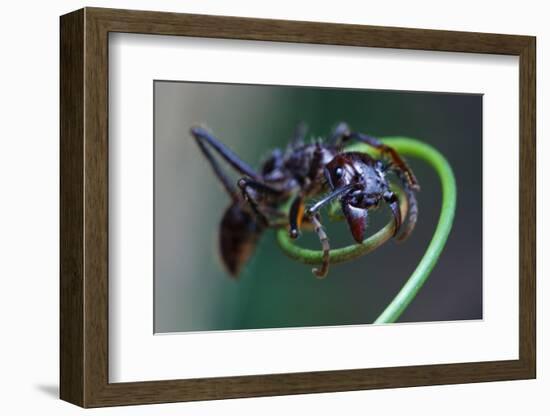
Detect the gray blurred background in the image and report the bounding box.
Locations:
[154,81,482,333]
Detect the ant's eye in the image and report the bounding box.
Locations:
[335,167,344,179]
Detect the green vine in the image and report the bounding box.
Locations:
[276,137,457,324]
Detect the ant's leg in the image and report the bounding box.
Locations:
[289,141,328,239]
[288,194,305,239]
[394,178,418,241]
[306,185,354,217]
[346,132,419,190]
[190,127,262,183]
[289,142,333,239]
[383,191,402,237]
[237,178,283,227]
[304,187,352,278]
[330,124,418,190]
[237,178,282,196]
[328,122,351,146]
[329,123,413,188]
[193,138,238,200]
[310,214,330,278]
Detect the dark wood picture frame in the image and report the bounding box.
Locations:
[60,7,536,408]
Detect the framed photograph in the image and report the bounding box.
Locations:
[60,7,536,408]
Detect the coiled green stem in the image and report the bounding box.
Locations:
[276,137,457,324]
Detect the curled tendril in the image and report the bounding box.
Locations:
[276,137,457,324]
[277,188,407,266]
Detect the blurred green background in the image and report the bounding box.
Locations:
[154,81,482,333]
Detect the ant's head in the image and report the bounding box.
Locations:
[325,152,387,199]
[321,153,391,243]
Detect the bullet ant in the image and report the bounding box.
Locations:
[190,122,419,278]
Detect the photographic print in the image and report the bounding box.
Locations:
[60,9,535,406]
[153,81,482,333]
